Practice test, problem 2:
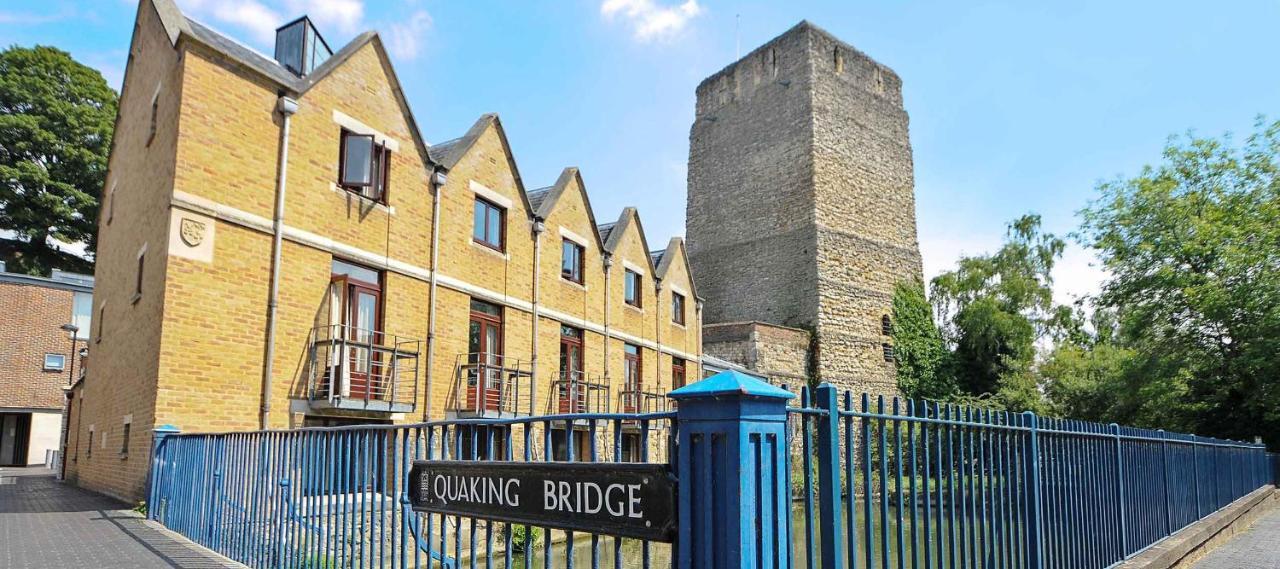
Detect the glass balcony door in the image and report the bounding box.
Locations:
[468,300,503,412]
[559,326,584,413]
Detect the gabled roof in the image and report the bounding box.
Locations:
[148,0,434,171]
[653,237,699,299]
[602,208,657,276]
[428,113,499,169]
[529,168,606,250]
[428,113,535,218]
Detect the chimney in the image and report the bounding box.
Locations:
[274,16,332,77]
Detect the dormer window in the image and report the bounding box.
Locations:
[274,16,332,76]
[339,129,390,203]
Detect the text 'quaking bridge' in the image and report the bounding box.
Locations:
[147,371,1277,569]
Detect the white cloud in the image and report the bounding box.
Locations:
[386,9,432,60]
[178,0,284,45]
[178,0,366,47]
[287,0,364,36]
[601,0,703,42]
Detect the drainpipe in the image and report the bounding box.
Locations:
[654,278,663,392]
[602,255,613,383]
[422,169,447,421]
[696,299,704,377]
[530,220,545,415]
[260,95,298,430]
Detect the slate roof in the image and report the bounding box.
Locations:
[427,114,497,169]
[597,222,617,245]
[526,187,553,213]
[649,249,666,268]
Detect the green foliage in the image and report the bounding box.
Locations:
[0,45,116,276]
[505,524,542,552]
[891,280,954,400]
[1079,118,1280,447]
[929,214,1063,410]
[132,500,147,516]
[298,554,336,569]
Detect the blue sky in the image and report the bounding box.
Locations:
[3,0,1278,303]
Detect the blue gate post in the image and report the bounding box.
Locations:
[669,370,794,569]
[1023,412,1044,569]
[147,424,181,522]
[1109,424,1128,557]
[1159,430,1172,535]
[814,383,846,569]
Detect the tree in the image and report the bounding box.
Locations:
[891,280,954,400]
[930,214,1065,409]
[1080,118,1280,447]
[0,45,116,276]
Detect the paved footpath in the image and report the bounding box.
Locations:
[1191,506,1280,569]
[0,466,243,568]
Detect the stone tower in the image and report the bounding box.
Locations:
[686,21,923,396]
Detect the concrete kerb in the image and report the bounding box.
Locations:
[1117,485,1280,569]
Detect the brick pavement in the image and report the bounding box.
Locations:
[1191,506,1280,569]
[0,466,243,568]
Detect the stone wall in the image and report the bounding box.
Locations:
[687,21,923,399]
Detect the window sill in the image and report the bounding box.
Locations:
[624,303,643,314]
[672,321,686,330]
[560,278,588,292]
[470,240,509,260]
[330,182,395,215]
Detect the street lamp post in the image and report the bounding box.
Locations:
[56,324,80,480]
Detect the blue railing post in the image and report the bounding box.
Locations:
[1190,435,1201,519]
[669,370,794,569]
[276,477,289,569]
[1159,429,1172,535]
[146,424,181,521]
[814,383,846,569]
[1023,411,1044,569]
[1109,423,1127,557]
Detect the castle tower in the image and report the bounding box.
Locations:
[687,22,923,395]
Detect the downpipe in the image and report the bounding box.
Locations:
[260,95,298,430]
[422,169,446,421]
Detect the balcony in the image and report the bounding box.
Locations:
[550,372,610,416]
[306,325,421,413]
[448,354,533,417]
[619,387,668,417]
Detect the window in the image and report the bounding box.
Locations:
[147,89,159,146]
[561,239,584,284]
[620,433,642,463]
[472,197,505,251]
[672,358,686,389]
[623,344,641,391]
[338,129,391,202]
[330,259,383,399]
[72,292,92,339]
[95,304,104,343]
[459,425,509,460]
[467,299,504,412]
[43,353,66,371]
[881,315,893,336]
[624,269,642,308]
[882,343,895,362]
[133,250,145,302]
[672,292,686,325]
[120,420,131,457]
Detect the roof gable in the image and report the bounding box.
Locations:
[654,237,699,299]
[439,114,535,218]
[531,168,606,250]
[603,208,657,275]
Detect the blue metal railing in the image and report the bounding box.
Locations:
[149,378,1273,569]
[782,384,1273,569]
[149,412,675,569]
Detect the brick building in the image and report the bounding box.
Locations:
[0,266,93,466]
[66,0,701,501]
[687,22,924,395]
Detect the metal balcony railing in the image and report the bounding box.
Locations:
[550,371,610,415]
[307,324,420,413]
[619,386,667,415]
[449,354,533,417]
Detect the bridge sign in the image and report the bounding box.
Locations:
[408,460,677,542]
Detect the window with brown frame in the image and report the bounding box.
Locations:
[882,314,893,336]
[624,269,642,308]
[672,357,686,389]
[338,129,391,203]
[473,197,505,251]
[561,239,584,284]
[672,292,686,325]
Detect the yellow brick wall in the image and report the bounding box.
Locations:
[65,0,183,502]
